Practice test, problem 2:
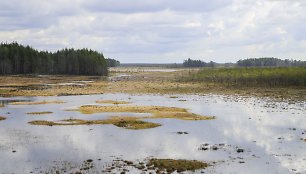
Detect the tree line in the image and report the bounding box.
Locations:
[106,58,120,67]
[237,57,306,67]
[0,42,109,75]
[183,57,306,67]
[183,58,216,67]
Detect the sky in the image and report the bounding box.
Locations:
[0,0,306,63]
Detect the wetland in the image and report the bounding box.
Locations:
[0,67,305,174]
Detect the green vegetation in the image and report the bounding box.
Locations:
[0,42,108,75]
[147,159,208,173]
[183,67,306,87]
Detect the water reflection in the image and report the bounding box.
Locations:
[0,94,305,173]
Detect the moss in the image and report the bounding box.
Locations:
[26,111,53,115]
[10,100,65,105]
[96,100,130,105]
[147,159,208,173]
[28,116,161,130]
[0,116,6,121]
[74,105,215,120]
[113,120,160,130]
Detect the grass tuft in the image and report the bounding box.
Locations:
[147,159,208,173]
[0,116,6,121]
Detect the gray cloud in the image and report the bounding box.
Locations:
[0,0,305,63]
[83,0,233,13]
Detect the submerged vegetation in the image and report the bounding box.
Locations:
[96,100,130,105]
[183,67,306,87]
[147,159,208,173]
[26,111,53,115]
[0,116,6,121]
[72,105,215,120]
[10,100,65,105]
[29,116,161,130]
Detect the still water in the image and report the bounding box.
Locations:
[0,94,305,173]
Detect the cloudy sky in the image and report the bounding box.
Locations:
[0,0,305,63]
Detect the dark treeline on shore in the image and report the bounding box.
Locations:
[183,57,306,68]
[106,58,120,67]
[237,58,306,67]
[0,42,109,75]
[183,58,216,67]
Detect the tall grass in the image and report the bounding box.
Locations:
[182,67,306,87]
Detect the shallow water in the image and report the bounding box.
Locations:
[0,94,305,173]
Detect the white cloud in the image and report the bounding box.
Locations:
[0,0,305,63]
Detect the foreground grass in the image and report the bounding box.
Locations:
[0,69,305,102]
[182,67,306,87]
[29,116,161,130]
[147,159,208,173]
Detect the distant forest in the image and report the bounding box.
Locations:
[0,42,114,75]
[237,58,306,67]
[183,58,216,67]
[183,58,306,68]
[106,58,120,67]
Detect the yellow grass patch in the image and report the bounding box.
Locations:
[26,111,53,115]
[73,105,215,120]
[10,100,65,105]
[28,116,161,130]
[96,100,130,105]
